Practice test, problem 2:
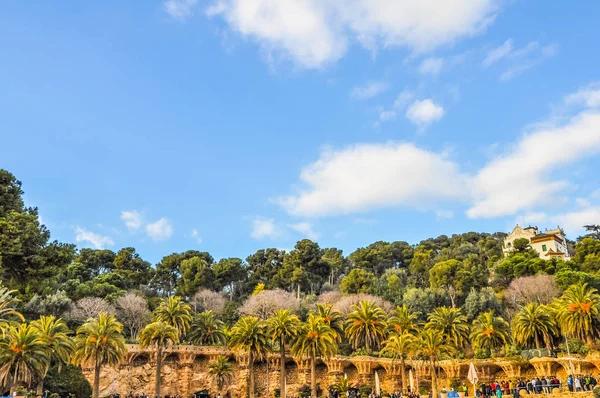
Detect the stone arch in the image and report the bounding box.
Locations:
[163,352,179,363]
[132,353,149,366]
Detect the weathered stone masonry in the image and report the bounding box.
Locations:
[82,345,600,397]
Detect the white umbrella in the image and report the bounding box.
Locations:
[375,371,381,396]
[468,363,479,395]
[409,369,415,392]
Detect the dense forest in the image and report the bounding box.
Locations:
[2,168,600,398]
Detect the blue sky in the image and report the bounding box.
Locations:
[2,1,600,263]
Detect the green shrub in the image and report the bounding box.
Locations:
[44,364,92,398]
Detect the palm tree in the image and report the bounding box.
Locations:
[138,321,179,398]
[426,307,469,348]
[345,300,387,351]
[381,332,418,393]
[268,309,300,398]
[333,376,350,396]
[388,305,420,335]
[470,311,510,356]
[72,313,127,398]
[554,283,600,344]
[152,296,192,337]
[418,328,454,398]
[187,311,227,346]
[30,316,74,394]
[0,324,49,393]
[512,303,557,349]
[208,355,233,397]
[315,304,344,341]
[0,286,24,333]
[229,316,269,398]
[291,314,338,398]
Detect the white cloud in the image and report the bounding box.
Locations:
[145,218,174,241]
[164,0,199,19]
[274,142,468,217]
[350,81,389,100]
[288,222,320,240]
[121,210,142,231]
[377,90,413,123]
[565,82,600,108]
[499,43,558,81]
[405,99,444,126]
[482,39,513,67]
[199,0,498,68]
[418,57,444,76]
[191,229,203,244]
[75,227,114,249]
[468,110,600,218]
[550,208,600,238]
[250,216,280,239]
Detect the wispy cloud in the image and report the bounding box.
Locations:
[75,227,114,249]
[288,222,320,240]
[350,81,389,100]
[482,39,513,67]
[191,229,202,244]
[163,0,199,20]
[418,57,444,77]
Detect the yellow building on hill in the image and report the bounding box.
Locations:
[503,224,571,260]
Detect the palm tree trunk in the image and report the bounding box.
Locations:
[248,352,255,398]
[155,345,163,398]
[430,358,437,398]
[311,354,317,398]
[401,358,407,393]
[36,379,44,397]
[280,341,287,398]
[93,355,101,398]
[535,333,541,349]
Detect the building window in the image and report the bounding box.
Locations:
[542,244,547,251]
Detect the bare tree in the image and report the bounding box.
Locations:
[239,289,299,319]
[191,290,227,314]
[116,292,151,339]
[69,297,116,323]
[332,294,394,316]
[506,275,561,307]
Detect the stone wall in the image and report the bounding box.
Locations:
[83,345,600,398]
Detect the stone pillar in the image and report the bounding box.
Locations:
[294,358,312,385]
[497,359,525,379]
[178,353,195,397]
[324,358,347,387]
[380,359,403,392]
[530,357,559,377]
[351,357,377,387]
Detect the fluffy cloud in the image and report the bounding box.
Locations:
[146,218,174,241]
[565,82,600,108]
[418,57,444,76]
[75,227,114,249]
[250,216,280,239]
[550,207,600,237]
[405,99,444,126]
[121,210,142,231]
[164,0,199,19]
[193,0,498,68]
[288,222,320,240]
[468,111,600,218]
[274,142,469,217]
[350,81,389,100]
[482,39,513,67]
[278,83,600,220]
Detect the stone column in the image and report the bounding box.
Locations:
[178,353,195,397]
